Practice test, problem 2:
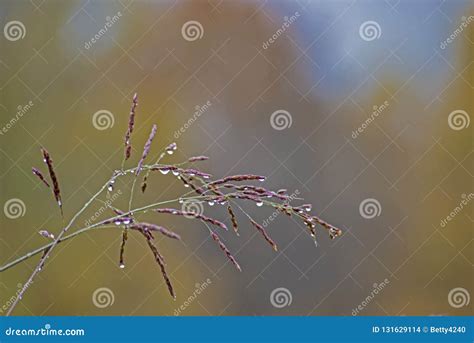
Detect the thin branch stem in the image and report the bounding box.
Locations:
[2,160,207,315]
[0,193,209,274]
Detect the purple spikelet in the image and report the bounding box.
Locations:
[249,219,278,251]
[137,228,175,299]
[32,167,50,188]
[41,148,63,215]
[136,124,157,176]
[124,93,138,161]
[210,231,241,272]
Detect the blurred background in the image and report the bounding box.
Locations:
[0,0,472,316]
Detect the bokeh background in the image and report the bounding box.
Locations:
[0,0,472,316]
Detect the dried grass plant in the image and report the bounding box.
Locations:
[0,94,342,315]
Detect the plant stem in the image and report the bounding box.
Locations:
[2,161,203,315]
[0,193,208,274]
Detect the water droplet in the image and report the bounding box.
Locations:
[167,150,174,155]
[123,218,131,225]
[107,185,114,191]
[172,170,179,176]
[183,184,190,188]
[256,201,263,207]
[119,263,125,269]
[208,201,215,206]
[178,198,184,203]
[114,220,122,225]
[203,175,210,179]
[160,169,170,175]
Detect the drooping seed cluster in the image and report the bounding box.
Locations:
[249,219,278,251]
[227,205,239,236]
[28,93,342,302]
[209,230,241,272]
[137,226,175,298]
